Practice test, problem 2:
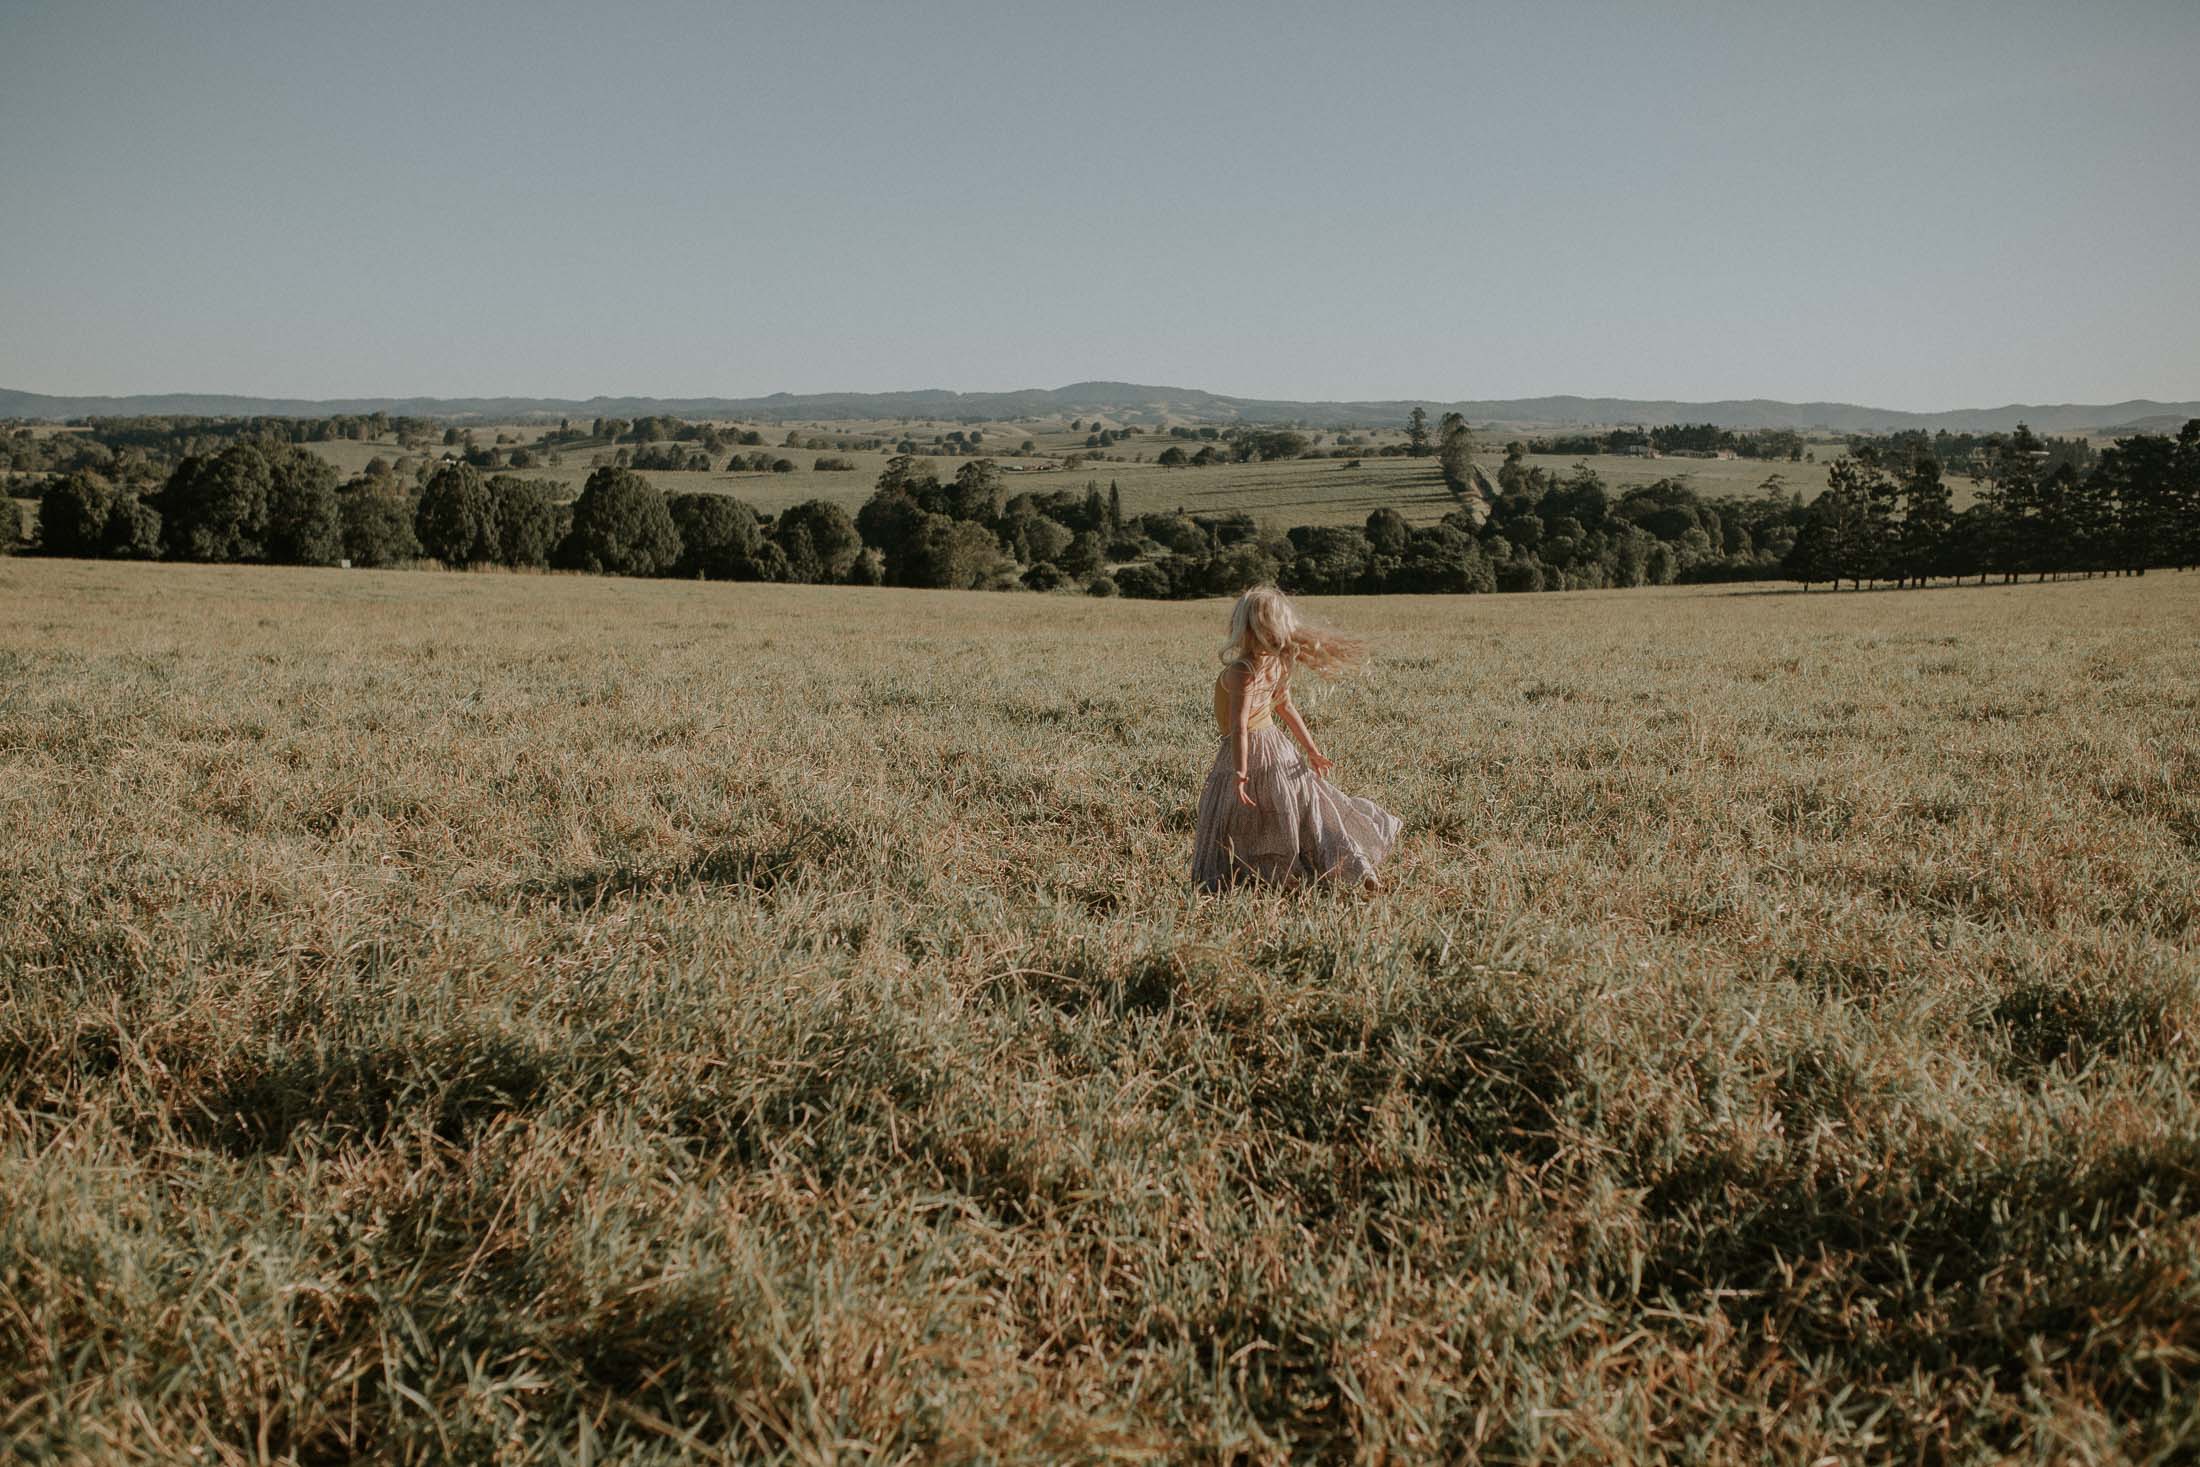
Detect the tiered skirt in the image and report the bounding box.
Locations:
[1191,726,1401,892]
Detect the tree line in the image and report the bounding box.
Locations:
[12,444,876,582]
[1782,422,2200,588]
[1529,424,1810,460]
[9,420,2194,600]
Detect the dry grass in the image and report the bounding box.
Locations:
[3,559,2197,1463]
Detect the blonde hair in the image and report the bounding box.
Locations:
[1220,585,1364,677]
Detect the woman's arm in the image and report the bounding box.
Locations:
[1223,663,1259,808]
[1275,684,1335,777]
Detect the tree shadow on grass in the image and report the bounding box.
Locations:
[186,1033,558,1157]
[517,830,866,909]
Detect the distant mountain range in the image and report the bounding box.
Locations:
[3,381,2194,434]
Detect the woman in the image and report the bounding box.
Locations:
[1191,585,1401,892]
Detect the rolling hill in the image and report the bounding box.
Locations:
[2,382,2194,434]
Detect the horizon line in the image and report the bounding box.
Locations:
[4,380,2198,417]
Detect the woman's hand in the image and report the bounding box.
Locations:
[1306,751,1334,777]
[1235,774,1258,809]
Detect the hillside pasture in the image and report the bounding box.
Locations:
[2,559,2196,1461]
[292,424,1905,531]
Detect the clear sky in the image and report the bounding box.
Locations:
[3,0,2194,408]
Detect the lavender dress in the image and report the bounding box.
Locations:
[1191,662,1401,892]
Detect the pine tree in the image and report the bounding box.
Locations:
[2027,463,2083,579]
[1406,407,1430,457]
[1809,459,1887,588]
[1856,460,1901,587]
[1894,456,1953,587]
[1982,424,2043,582]
[2176,420,2200,569]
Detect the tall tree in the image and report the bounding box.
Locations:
[103,494,164,559]
[414,462,496,566]
[37,470,116,557]
[2058,462,2115,577]
[158,443,274,562]
[265,445,343,565]
[486,476,560,568]
[1798,462,1879,588]
[776,499,862,581]
[949,458,1002,521]
[1980,424,2043,582]
[1856,459,1902,587]
[856,489,928,585]
[1437,412,1477,494]
[909,515,1014,589]
[668,492,763,579]
[338,478,420,568]
[1406,406,1431,457]
[2176,420,2200,569]
[557,467,680,576]
[1893,455,1953,587]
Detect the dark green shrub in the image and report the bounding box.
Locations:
[668,493,762,579]
[1007,513,1073,565]
[775,500,862,581]
[1496,557,1545,593]
[856,486,923,572]
[559,468,681,576]
[38,471,114,557]
[266,447,343,565]
[847,547,886,585]
[158,445,274,562]
[776,524,823,582]
[1113,563,1169,598]
[486,476,559,568]
[102,495,164,560]
[743,538,791,582]
[908,515,1013,589]
[1085,573,1119,597]
[1199,543,1279,596]
[339,483,420,567]
[1279,525,1372,595]
[414,463,495,566]
[1058,530,1105,578]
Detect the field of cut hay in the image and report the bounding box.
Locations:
[3,559,2196,1461]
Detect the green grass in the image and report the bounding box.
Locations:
[3,560,2197,1461]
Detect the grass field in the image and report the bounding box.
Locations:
[4,560,2197,1461]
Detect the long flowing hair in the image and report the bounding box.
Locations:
[1220,585,1364,678]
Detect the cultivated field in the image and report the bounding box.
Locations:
[3,560,2196,1461]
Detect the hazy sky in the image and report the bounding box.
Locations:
[3,0,2195,407]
